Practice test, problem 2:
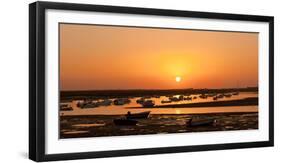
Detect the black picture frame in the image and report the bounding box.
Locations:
[29,1,274,162]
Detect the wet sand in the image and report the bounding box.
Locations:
[60,112,258,139]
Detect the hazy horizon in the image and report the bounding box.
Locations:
[60,86,258,92]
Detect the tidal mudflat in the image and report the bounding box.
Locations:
[60,112,258,138]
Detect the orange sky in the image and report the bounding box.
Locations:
[60,24,258,91]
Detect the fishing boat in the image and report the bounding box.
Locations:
[184,96,192,101]
[217,94,224,99]
[213,96,218,101]
[113,98,131,105]
[60,103,69,108]
[123,98,131,104]
[199,94,208,99]
[126,111,150,119]
[76,101,83,107]
[186,118,216,127]
[77,100,94,108]
[60,106,73,111]
[136,97,145,104]
[232,92,239,95]
[224,94,232,98]
[169,96,181,102]
[141,100,155,108]
[179,95,184,100]
[97,99,112,106]
[113,99,125,105]
[81,102,99,108]
[113,118,138,126]
[161,99,172,103]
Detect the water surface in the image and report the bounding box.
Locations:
[60,92,258,116]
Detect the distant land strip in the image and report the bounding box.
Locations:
[128,97,258,109]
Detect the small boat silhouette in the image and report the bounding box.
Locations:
[113,118,138,126]
[97,99,112,106]
[113,98,131,105]
[186,118,216,127]
[126,111,150,119]
[161,99,172,103]
[60,105,73,111]
[136,97,145,104]
[232,92,239,95]
[141,100,155,108]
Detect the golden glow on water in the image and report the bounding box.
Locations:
[175,109,181,114]
[61,92,258,116]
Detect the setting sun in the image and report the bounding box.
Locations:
[175,76,181,82]
[60,24,258,90]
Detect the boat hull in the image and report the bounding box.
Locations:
[113,119,138,126]
[187,118,216,127]
[126,111,150,119]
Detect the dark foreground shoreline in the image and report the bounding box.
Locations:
[60,112,258,139]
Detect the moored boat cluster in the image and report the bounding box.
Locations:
[60,103,73,111]
[62,91,240,110]
[59,91,250,131]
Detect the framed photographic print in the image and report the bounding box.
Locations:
[29,1,274,162]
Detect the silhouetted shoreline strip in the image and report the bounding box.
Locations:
[60,111,258,118]
[60,87,258,101]
[128,97,258,109]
